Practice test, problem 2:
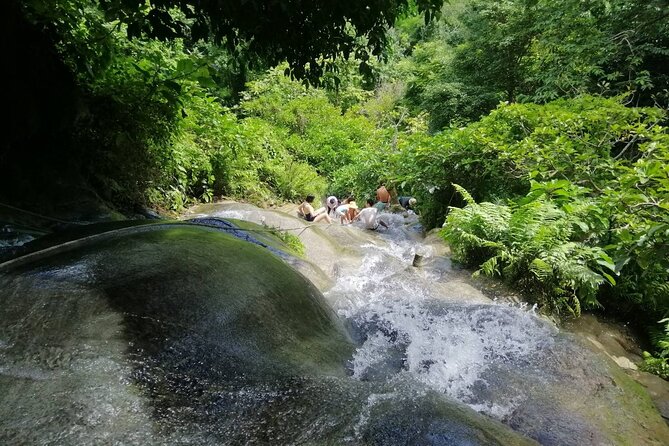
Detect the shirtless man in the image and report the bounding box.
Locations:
[376,185,391,209]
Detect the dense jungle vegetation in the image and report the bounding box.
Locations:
[2,0,668,377]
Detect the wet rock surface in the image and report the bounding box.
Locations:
[1,201,668,445]
[0,221,535,445]
[186,202,669,445]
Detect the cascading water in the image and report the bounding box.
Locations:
[184,204,669,445]
[2,205,667,445]
[189,206,668,444]
[324,213,555,420]
[315,211,667,445]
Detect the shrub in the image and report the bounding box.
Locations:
[442,184,616,316]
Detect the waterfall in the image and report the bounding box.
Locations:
[4,204,663,445]
[323,213,556,420]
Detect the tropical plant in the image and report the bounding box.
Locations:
[96,0,445,85]
[641,318,669,380]
[442,184,617,316]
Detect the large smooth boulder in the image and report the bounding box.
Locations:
[0,222,535,445]
[184,203,669,446]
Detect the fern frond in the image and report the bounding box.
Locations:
[479,255,502,277]
[571,295,582,317]
[530,258,553,280]
[452,183,476,206]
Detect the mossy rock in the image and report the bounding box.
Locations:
[0,222,536,444]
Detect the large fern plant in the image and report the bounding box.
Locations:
[442,184,616,316]
[641,318,669,380]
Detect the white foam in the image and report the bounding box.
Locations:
[328,224,556,419]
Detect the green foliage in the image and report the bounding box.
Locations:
[601,123,669,336]
[272,230,306,257]
[97,0,445,85]
[422,96,668,374]
[329,146,392,202]
[443,184,616,316]
[640,354,669,380]
[640,319,669,380]
[16,1,339,211]
[377,0,669,131]
[453,0,538,103]
[383,8,501,130]
[69,31,188,206]
[396,96,666,225]
[238,67,392,202]
[452,0,669,106]
[652,319,669,357]
[150,133,214,210]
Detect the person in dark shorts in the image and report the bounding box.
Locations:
[297,195,331,223]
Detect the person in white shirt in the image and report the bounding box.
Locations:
[326,195,339,217]
[353,199,389,230]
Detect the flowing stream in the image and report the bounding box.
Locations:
[197,205,669,445]
[1,205,668,445]
[210,208,560,420]
[326,213,549,419]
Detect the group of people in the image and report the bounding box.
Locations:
[297,185,416,231]
[297,195,363,225]
[373,185,416,211]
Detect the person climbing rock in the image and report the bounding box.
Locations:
[326,195,339,217]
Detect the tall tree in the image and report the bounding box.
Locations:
[452,0,669,106]
[96,0,445,84]
[453,0,538,103]
[601,0,669,106]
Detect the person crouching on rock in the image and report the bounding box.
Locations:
[353,199,389,230]
[345,196,359,222]
[298,195,332,223]
[326,195,339,217]
[335,198,358,225]
[399,196,417,211]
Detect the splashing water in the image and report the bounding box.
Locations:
[3,210,667,445]
[326,212,558,421]
[199,209,254,221]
